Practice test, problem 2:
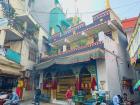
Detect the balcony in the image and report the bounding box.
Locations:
[50,22,86,43]
[41,41,104,62]
[0,48,21,64]
[50,9,120,45]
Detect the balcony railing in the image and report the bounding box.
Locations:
[0,48,21,64]
[41,41,104,62]
[51,22,86,42]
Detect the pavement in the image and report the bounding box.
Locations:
[136,103,140,105]
[21,100,60,105]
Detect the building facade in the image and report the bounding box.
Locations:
[127,15,140,79]
[35,7,139,103]
[122,17,138,43]
[0,0,48,100]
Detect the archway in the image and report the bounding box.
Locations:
[80,66,91,99]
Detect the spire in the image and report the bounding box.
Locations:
[105,0,111,9]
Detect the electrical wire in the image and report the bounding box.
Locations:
[3,0,140,15]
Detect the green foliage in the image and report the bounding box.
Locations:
[77,38,87,46]
[48,47,58,55]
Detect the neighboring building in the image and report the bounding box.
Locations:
[29,0,55,31]
[35,1,139,104]
[0,0,48,100]
[122,17,138,42]
[127,15,140,79]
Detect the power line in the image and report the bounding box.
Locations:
[5,0,140,15]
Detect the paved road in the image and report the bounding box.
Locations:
[21,100,59,105]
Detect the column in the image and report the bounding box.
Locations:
[0,4,4,18]
[98,31,105,42]
[72,66,82,91]
[63,45,67,52]
[0,30,6,47]
[51,72,57,102]
[39,72,43,90]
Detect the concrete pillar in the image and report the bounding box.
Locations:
[0,30,6,46]
[0,4,4,18]
[63,45,67,52]
[72,66,82,91]
[39,72,43,89]
[98,31,105,42]
[51,72,57,102]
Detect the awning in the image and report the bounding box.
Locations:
[0,69,21,76]
[35,48,104,70]
[0,59,22,76]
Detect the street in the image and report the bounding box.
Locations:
[0,0,140,105]
[21,100,59,105]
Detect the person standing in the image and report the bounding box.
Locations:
[65,86,73,105]
[34,87,41,105]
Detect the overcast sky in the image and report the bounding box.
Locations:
[59,0,140,24]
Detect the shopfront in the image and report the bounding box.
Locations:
[0,75,18,91]
[41,60,98,101]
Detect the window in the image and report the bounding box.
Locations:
[106,32,113,39]
[28,47,37,62]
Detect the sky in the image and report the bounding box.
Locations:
[59,0,140,24]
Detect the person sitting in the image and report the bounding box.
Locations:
[3,89,20,105]
[112,95,120,105]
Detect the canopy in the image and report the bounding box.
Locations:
[35,48,104,70]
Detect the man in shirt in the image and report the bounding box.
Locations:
[4,89,20,105]
[112,95,120,105]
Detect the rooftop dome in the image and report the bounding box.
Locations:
[49,7,66,34]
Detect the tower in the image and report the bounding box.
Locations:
[105,0,111,9]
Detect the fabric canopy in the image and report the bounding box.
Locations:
[0,68,21,76]
[36,48,104,70]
